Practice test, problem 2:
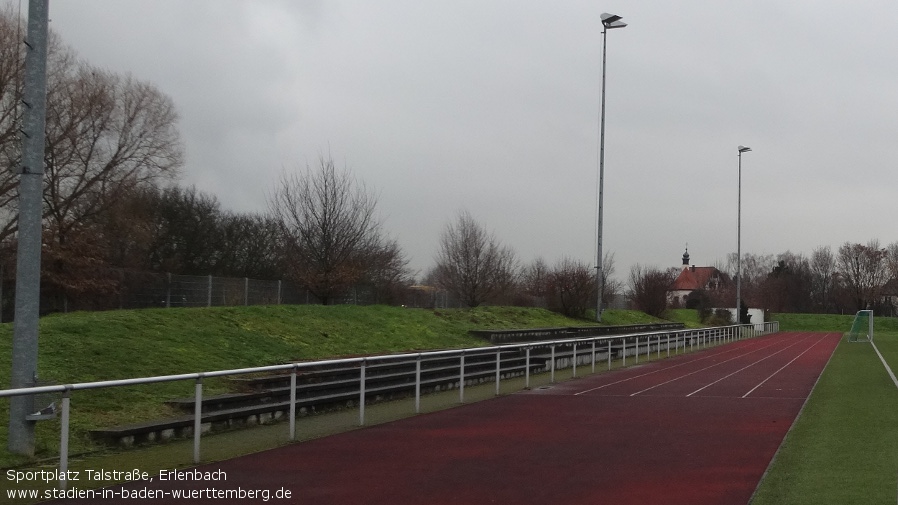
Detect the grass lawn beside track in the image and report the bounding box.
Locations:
[753,317,898,504]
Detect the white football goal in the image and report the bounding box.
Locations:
[846,309,873,342]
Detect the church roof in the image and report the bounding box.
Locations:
[670,266,721,291]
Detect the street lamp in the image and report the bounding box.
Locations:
[736,145,751,324]
[595,12,627,323]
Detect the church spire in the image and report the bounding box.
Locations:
[682,245,690,269]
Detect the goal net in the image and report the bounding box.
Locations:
[846,310,873,342]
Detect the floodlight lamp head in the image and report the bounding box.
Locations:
[738,145,751,153]
[601,13,627,29]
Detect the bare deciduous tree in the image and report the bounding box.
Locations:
[44,67,182,247]
[628,264,676,317]
[520,257,550,306]
[547,257,594,318]
[810,246,836,312]
[0,9,183,246]
[270,155,402,305]
[600,251,623,309]
[837,240,887,311]
[434,211,517,307]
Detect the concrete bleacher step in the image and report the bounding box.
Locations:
[90,353,552,447]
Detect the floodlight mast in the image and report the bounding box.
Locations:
[595,12,626,323]
[736,145,751,325]
[9,0,49,456]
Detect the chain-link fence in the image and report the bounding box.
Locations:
[0,269,458,321]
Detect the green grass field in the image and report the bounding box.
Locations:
[751,313,898,504]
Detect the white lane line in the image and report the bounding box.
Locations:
[686,335,816,397]
[741,333,829,398]
[573,333,788,396]
[871,340,898,390]
[629,335,814,397]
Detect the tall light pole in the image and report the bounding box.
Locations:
[595,12,626,323]
[736,145,751,324]
[9,0,50,456]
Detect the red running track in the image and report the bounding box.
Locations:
[47,331,840,505]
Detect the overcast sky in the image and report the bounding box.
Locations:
[39,1,898,282]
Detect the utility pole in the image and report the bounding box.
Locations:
[8,0,49,456]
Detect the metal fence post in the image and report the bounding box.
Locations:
[635,337,639,364]
[525,347,531,388]
[592,340,597,374]
[166,272,171,308]
[607,339,612,370]
[194,376,203,463]
[495,349,501,396]
[207,276,212,307]
[59,389,71,490]
[550,344,556,383]
[289,366,297,440]
[359,360,366,426]
[459,352,466,403]
[244,277,249,306]
[415,356,421,413]
[572,343,578,378]
[622,338,627,367]
[277,280,282,305]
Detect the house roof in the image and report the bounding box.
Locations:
[670,267,720,291]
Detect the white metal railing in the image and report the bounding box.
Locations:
[0,321,778,490]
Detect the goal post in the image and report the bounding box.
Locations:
[846,310,873,342]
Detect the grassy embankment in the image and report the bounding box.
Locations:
[752,313,898,504]
[0,305,673,468]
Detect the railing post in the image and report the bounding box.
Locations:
[635,337,639,364]
[550,344,556,383]
[459,352,466,403]
[289,366,297,439]
[207,275,212,307]
[194,376,203,464]
[59,389,71,490]
[415,356,422,413]
[592,340,597,374]
[244,277,249,306]
[667,333,671,357]
[359,360,366,426]
[525,347,531,388]
[495,349,501,396]
[607,339,612,370]
[622,338,627,367]
[572,343,578,378]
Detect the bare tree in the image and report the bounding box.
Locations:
[628,264,676,317]
[0,7,27,243]
[434,211,517,307]
[0,9,183,245]
[43,68,182,247]
[547,257,594,318]
[601,251,623,309]
[359,236,414,304]
[837,240,888,312]
[810,246,836,312]
[520,257,550,306]
[270,155,395,305]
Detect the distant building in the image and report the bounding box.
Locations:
[667,248,728,307]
